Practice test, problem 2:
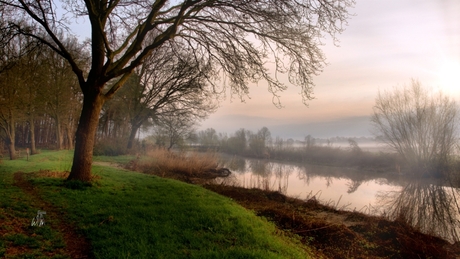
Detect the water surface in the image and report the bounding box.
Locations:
[215,154,460,242]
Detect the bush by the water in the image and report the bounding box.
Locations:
[127,149,224,181]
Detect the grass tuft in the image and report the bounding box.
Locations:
[129,149,225,182]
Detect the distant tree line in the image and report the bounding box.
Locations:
[0,35,84,159]
[190,127,396,172]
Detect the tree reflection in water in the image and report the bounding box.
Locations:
[377,181,460,242]
[217,155,460,242]
[217,156,294,194]
[346,180,363,194]
[224,156,246,172]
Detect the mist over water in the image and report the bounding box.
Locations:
[217,155,400,212]
[215,154,460,243]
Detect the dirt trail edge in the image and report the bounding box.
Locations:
[13,172,92,259]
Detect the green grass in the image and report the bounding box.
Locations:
[0,151,72,259]
[0,150,311,259]
[93,154,135,165]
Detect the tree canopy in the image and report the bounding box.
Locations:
[1,0,355,181]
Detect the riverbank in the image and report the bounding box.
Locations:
[205,184,460,258]
[126,149,460,257]
[125,149,460,258]
[0,150,311,258]
[3,150,460,258]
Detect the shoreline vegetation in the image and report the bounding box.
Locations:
[127,148,460,257]
[1,150,460,258]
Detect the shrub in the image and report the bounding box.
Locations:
[372,80,459,177]
[93,138,128,156]
[128,148,221,181]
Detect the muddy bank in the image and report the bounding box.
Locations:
[204,184,460,259]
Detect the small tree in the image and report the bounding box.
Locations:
[198,128,219,148]
[305,135,315,149]
[224,128,247,154]
[248,127,272,157]
[153,113,196,151]
[371,80,458,177]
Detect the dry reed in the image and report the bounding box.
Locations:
[132,149,221,181]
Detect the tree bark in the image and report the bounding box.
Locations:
[29,118,37,155]
[67,91,105,182]
[56,115,64,150]
[127,122,142,150]
[5,109,16,160]
[65,124,74,150]
[7,138,16,160]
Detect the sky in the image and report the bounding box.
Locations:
[199,0,460,139]
[63,0,460,140]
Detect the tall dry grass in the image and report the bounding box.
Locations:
[129,148,221,181]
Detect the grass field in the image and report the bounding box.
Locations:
[0,150,311,258]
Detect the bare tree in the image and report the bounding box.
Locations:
[98,45,216,150]
[2,0,354,181]
[0,35,33,159]
[124,45,216,150]
[41,43,83,150]
[224,128,247,154]
[153,113,196,151]
[248,126,272,157]
[18,42,46,154]
[371,80,459,177]
[198,128,219,148]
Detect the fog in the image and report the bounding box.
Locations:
[200,0,460,139]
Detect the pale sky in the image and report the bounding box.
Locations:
[63,1,460,139]
[199,0,460,139]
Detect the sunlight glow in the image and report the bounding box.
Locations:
[436,60,460,96]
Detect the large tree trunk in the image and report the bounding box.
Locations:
[67,92,105,182]
[65,124,74,150]
[7,138,16,160]
[127,122,142,150]
[6,110,16,160]
[55,115,64,150]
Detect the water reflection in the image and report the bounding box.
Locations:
[217,154,460,242]
[346,180,363,194]
[225,156,246,172]
[377,181,460,242]
[217,155,401,212]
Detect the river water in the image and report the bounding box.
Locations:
[215,154,460,242]
[216,155,401,213]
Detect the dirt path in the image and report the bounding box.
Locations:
[13,172,92,259]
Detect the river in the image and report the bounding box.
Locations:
[214,154,460,242]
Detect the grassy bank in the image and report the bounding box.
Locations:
[205,185,460,258]
[128,149,460,258]
[0,150,311,258]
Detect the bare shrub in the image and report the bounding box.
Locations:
[372,80,459,177]
[93,138,128,156]
[131,149,226,182]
